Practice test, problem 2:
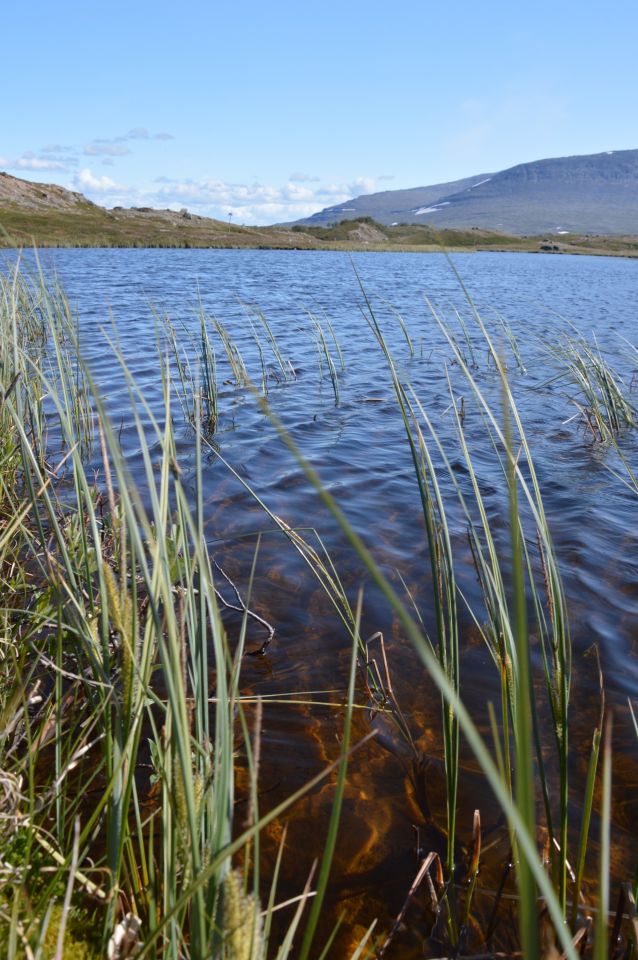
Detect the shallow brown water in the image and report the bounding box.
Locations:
[11,248,638,955]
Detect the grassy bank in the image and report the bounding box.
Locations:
[0,259,636,958]
[2,205,638,258]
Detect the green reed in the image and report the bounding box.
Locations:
[211,312,249,386]
[550,330,636,440]
[252,307,294,382]
[357,276,461,901]
[0,264,369,959]
[199,310,218,431]
[310,312,341,404]
[323,312,345,372]
[378,298,415,358]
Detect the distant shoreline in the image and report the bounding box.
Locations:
[2,238,638,259]
[1,204,637,259]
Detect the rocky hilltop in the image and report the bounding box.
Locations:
[0,171,97,213]
[292,149,638,235]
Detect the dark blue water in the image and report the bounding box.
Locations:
[10,248,638,955]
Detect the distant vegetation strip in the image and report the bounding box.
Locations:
[1,207,638,257]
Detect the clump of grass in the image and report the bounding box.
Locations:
[309,311,341,404]
[198,309,218,431]
[550,331,636,440]
[251,305,295,382]
[211,312,249,385]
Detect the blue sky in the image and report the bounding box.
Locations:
[3,0,637,224]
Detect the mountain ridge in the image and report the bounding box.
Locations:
[289,149,638,235]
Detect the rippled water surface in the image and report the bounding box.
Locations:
[16,249,638,954]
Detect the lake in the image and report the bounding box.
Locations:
[12,247,638,955]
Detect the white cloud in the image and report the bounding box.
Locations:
[316,183,348,197]
[347,177,376,196]
[84,143,131,156]
[52,166,378,226]
[15,157,68,171]
[41,143,74,153]
[281,182,315,201]
[314,178,376,200]
[41,153,78,164]
[152,178,284,209]
[139,174,378,224]
[74,168,124,193]
[289,171,320,182]
[124,127,150,140]
[220,201,329,224]
[75,128,175,162]
[20,127,176,172]
[114,127,174,143]
[37,129,173,166]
